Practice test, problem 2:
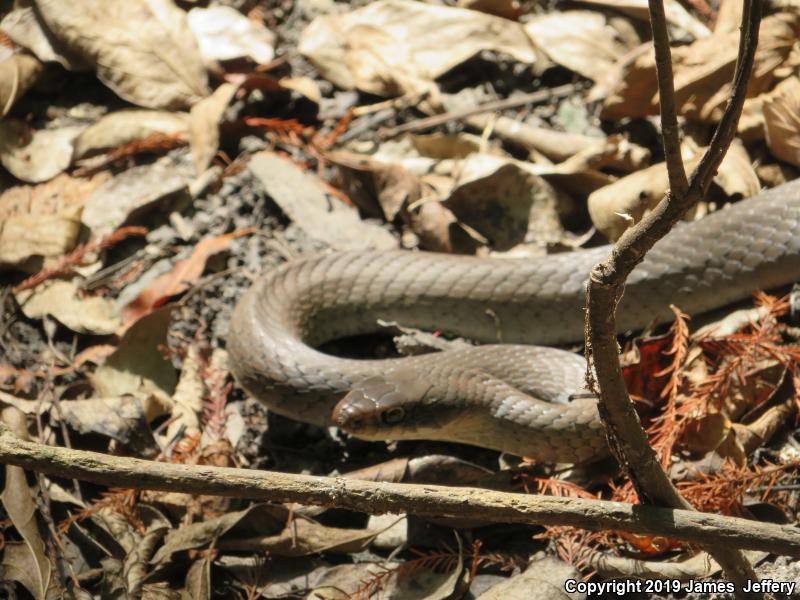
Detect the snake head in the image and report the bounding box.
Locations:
[333,369,448,440]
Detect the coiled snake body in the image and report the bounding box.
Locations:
[228,180,800,463]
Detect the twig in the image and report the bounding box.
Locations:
[648,0,687,196]
[583,0,763,596]
[0,424,799,557]
[378,83,579,139]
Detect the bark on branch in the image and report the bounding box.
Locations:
[584,0,764,596]
[0,423,799,558]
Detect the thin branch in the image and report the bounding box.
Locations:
[378,83,578,139]
[0,424,799,558]
[584,0,763,596]
[648,0,687,196]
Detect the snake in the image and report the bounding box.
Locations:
[228,179,800,463]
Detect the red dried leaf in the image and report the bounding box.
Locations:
[121,228,254,326]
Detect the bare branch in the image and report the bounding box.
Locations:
[584,0,764,595]
[0,424,799,558]
[648,0,687,196]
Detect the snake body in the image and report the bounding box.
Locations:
[228,180,800,463]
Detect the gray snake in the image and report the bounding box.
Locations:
[228,179,800,463]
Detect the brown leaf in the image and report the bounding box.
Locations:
[764,76,800,167]
[16,279,121,335]
[598,13,799,121]
[327,150,422,221]
[152,504,287,564]
[121,229,253,326]
[35,0,209,109]
[0,207,82,269]
[72,109,190,161]
[0,52,42,116]
[0,119,84,183]
[525,10,641,82]
[220,517,379,557]
[81,160,191,238]
[92,306,178,408]
[0,407,53,600]
[299,0,537,96]
[248,152,397,250]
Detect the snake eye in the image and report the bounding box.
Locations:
[381,406,405,425]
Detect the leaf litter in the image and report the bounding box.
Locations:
[0,0,799,598]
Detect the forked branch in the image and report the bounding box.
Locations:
[584,0,764,596]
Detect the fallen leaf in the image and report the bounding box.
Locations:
[35,0,209,109]
[0,206,82,269]
[598,13,799,121]
[299,0,537,96]
[326,150,422,221]
[444,154,565,251]
[525,10,641,82]
[0,119,85,183]
[577,0,711,40]
[59,395,156,453]
[248,152,397,250]
[16,279,121,335]
[184,554,213,600]
[166,343,204,440]
[0,51,42,116]
[81,160,191,237]
[220,517,380,557]
[187,5,275,64]
[763,76,800,167]
[121,228,253,325]
[0,407,53,600]
[476,558,582,599]
[189,81,241,175]
[587,143,758,240]
[0,7,86,70]
[152,503,287,564]
[72,109,191,160]
[92,306,177,405]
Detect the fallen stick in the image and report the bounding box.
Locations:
[0,424,798,558]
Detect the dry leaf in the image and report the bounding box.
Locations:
[326,150,422,221]
[587,144,757,240]
[763,76,800,167]
[0,207,82,269]
[0,7,86,70]
[0,52,42,116]
[35,0,209,109]
[444,154,565,251]
[121,229,252,325]
[221,517,380,557]
[59,395,155,452]
[477,558,581,599]
[598,13,799,121]
[187,5,275,64]
[577,0,711,40]
[72,109,191,160]
[248,152,397,250]
[299,0,537,96]
[92,306,177,405]
[189,81,240,174]
[525,10,640,82]
[0,407,53,600]
[16,279,121,335]
[81,160,191,237]
[0,119,85,183]
[152,504,287,564]
[165,343,204,441]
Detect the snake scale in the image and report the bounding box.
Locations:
[228,179,800,463]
